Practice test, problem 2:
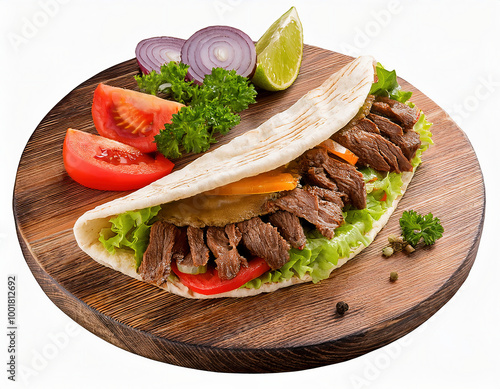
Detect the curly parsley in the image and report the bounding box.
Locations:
[135,62,194,104]
[135,62,257,159]
[399,210,444,246]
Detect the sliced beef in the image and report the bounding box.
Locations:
[301,148,366,209]
[176,252,194,269]
[390,130,421,161]
[305,186,345,208]
[237,217,290,270]
[305,167,338,191]
[267,188,343,239]
[367,113,403,138]
[187,226,210,267]
[356,117,380,134]
[367,113,421,161]
[268,211,307,249]
[225,224,245,262]
[371,96,419,130]
[315,198,344,239]
[333,125,413,173]
[206,224,247,281]
[321,155,366,209]
[139,222,187,286]
[266,187,316,216]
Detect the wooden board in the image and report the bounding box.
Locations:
[13,46,484,373]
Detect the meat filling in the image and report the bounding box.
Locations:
[268,211,307,250]
[300,148,366,209]
[139,222,188,286]
[206,225,247,281]
[332,96,421,172]
[333,125,413,173]
[267,187,344,240]
[368,113,403,138]
[368,113,420,160]
[237,217,290,270]
[371,96,420,130]
[187,226,210,267]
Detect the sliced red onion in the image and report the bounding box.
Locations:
[135,36,185,74]
[181,26,257,84]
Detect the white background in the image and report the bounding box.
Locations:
[1,0,499,388]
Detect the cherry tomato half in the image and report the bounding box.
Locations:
[63,128,174,191]
[91,83,184,153]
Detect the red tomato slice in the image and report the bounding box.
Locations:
[91,83,184,153]
[63,128,174,191]
[171,258,271,295]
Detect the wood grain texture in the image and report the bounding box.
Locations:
[13,46,485,373]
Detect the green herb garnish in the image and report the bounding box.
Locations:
[370,63,413,103]
[399,210,444,246]
[135,61,194,103]
[135,62,257,159]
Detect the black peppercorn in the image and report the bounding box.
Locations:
[336,301,349,315]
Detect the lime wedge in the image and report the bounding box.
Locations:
[252,7,304,91]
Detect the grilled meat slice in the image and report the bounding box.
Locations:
[268,188,344,239]
[333,125,412,173]
[301,148,366,209]
[237,217,290,270]
[206,224,247,281]
[139,222,188,286]
[368,113,403,138]
[187,226,210,267]
[268,211,307,250]
[371,96,419,130]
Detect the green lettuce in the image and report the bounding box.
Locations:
[370,62,413,103]
[98,205,161,269]
[411,108,433,167]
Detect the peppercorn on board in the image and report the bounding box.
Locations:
[13,45,484,373]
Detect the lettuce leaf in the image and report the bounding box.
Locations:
[411,109,433,167]
[98,205,161,269]
[370,63,412,103]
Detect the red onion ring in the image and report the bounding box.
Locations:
[135,36,186,74]
[181,26,257,84]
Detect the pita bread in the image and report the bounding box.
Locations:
[73,55,412,298]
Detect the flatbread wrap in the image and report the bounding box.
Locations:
[73,55,433,298]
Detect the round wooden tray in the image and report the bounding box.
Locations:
[13,45,485,373]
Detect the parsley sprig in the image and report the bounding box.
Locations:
[399,210,444,246]
[135,62,257,159]
[135,62,194,103]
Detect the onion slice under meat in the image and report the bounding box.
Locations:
[181,25,257,84]
[135,36,186,74]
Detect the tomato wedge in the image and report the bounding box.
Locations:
[63,128,174,191]
[92,83,184,153]
[318,139,359,165]
[205,169,298,196]
[171,258,271,295]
